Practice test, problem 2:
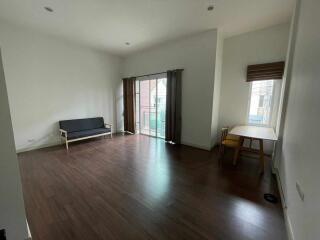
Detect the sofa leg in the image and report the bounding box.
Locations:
[65,140,69,150]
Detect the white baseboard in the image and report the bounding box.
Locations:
[283,208,294,240]
[181,141,211,151]
[26,219,32,240]
[17,140,61,153]
[16,131,119,153]
[274,168,294,240]
[274,168,287,208]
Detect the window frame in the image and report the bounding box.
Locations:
[246,80,276,127]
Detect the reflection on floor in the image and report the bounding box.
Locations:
[19,134,287,240]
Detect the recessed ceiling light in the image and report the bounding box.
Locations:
[207,5,214,11]
[125,42,130,46]
[44,7,54,12]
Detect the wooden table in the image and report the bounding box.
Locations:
[229,125,277,173]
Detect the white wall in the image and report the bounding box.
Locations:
[0,21,122,152]
[210,31,224,147]
[0,50,28,240]
[123,30,218,150]
[275,0,320,239]
[218,23,290,153]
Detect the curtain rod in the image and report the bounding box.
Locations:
[129,69,184,79]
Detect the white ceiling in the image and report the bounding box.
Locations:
[0,0,294,56]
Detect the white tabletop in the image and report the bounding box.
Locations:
[229,125,277,141]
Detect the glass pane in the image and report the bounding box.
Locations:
[140,80,150,135]
[135,80,140,93]
[135,93,140,133]
[149,79,157,137]
[248,80,274,125]
[157,78,167,138]
[135,80,140,133]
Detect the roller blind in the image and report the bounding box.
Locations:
[247,61,285,82]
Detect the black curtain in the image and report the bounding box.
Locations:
[123,77,136,133]
[165,69,183,144]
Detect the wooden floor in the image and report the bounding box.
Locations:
[19,134,287,240]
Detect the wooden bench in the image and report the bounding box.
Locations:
[59,117,112,150]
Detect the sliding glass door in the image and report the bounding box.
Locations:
[135,76,167,138]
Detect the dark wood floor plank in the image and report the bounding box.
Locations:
[18,134,287,240]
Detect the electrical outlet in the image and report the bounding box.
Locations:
[296,182,304,201]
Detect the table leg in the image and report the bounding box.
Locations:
[233,136,243,165]
[259,139,264,174]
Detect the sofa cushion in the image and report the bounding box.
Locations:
[59,117,104,133]
[67,128,111,140]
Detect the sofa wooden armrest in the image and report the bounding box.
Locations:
[59,129,68,138]
[104,123,112,138]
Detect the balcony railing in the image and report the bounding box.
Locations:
[139,106,165,138]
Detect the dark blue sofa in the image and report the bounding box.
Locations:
[59,117,112,150]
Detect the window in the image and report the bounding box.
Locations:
[248,80,274,126]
